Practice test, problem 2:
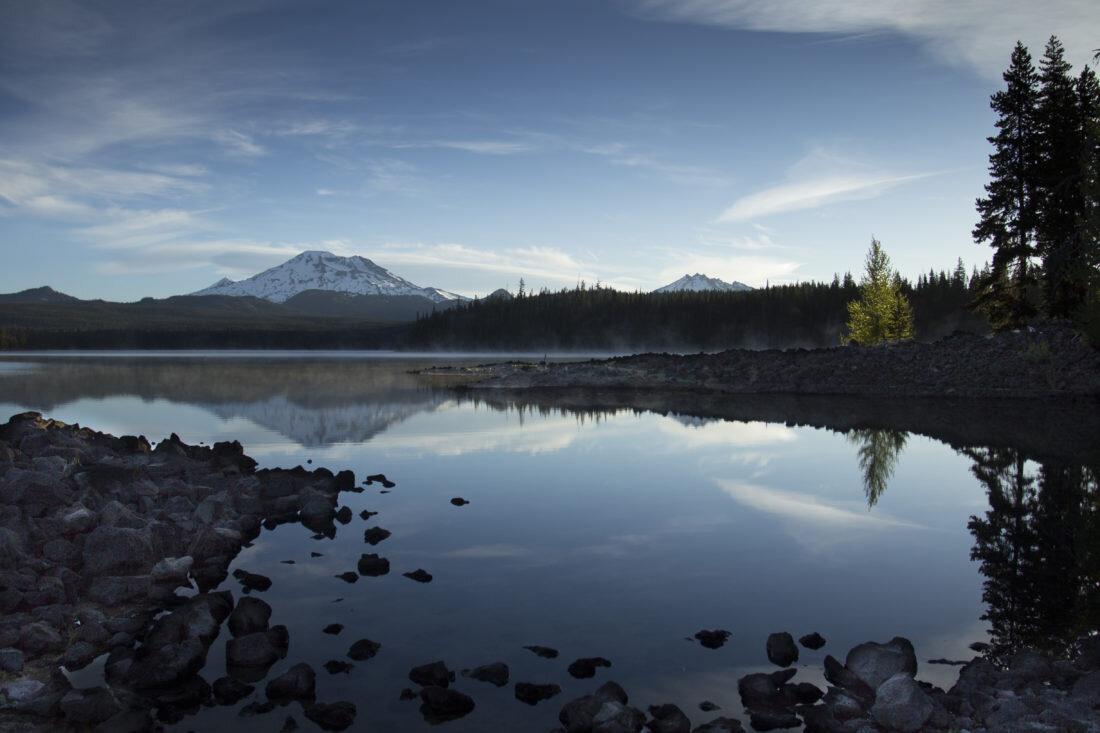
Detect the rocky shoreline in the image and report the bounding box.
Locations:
[1,412,1098,732]
[422,323,1100,399]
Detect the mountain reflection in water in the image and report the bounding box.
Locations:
[0,354,1097,731]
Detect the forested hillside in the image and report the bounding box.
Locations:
[404,266,986,351]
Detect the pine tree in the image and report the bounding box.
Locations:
[845,238,915,345]
[1035,37,1086,318]
[1076,66,1100,335]
[973,42,1041,331]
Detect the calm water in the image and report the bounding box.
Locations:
[1,353,1095,732]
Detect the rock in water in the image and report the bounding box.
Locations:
[766,632,799,667]
[694,629,731,649]
[419,686,474,723]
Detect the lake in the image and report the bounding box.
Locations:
[1,352,1095,732]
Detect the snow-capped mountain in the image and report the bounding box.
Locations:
[653,273,753,293]
[190,250,466,304]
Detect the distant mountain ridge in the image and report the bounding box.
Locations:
[191,250,467,304]
[653,273,753,293]
[0,286,81,303]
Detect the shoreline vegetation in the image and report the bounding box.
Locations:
[1,413,1098,733]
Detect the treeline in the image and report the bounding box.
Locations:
[403,266,986,352]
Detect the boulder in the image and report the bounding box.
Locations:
[870,673,933,732]
[559,681,644,733]
[692,717,745,732]
[845,637,917,690]
[514,682,561,705]
[463,661,509,687]
[568,656,612,679]
[226,626,289,669]
[799,632,827,650]
[694,629,731,649]
[150,556,193,587]
[59,686,121,725]
[347,638,381,661]
[766,632,799,667]
[304,700,357,731]
[647,703,690,733]
[419,686,475,723]
[409,660,454,688]
[357,553,390,577]
[266,662,316,702]
[212,676,254,705]
[82,526,156,576]
[228,596,272,637]
[88,576,148,606]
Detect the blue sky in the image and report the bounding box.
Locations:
[1,0,1098,300]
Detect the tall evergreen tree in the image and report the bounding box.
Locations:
[1035,37,1086,318]
[973,42,1041,330]
[1077,66,1100,330]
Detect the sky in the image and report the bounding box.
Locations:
[1,0,1098,301]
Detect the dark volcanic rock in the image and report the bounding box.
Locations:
[462,661,509,687]
[227,596,272,637]
[362,526,391,545]
[409,660,455,688]
[845,636,918,689]
[403,568,433,583]
[323,660,354,675]
[365,473,395,488]
[799,632,826,650]
[333,571,358,584]
[232,568,272,592]
[266,662,316,702]
[558,680,644,733]
[694,629,731,649]
[568,656,612,679]
[347,638,381,661]
[304,700,356,731]
[356,553,390,577]
[647,702,690,733]
[692,717,745,732]
[766,632,799,667]
[322,623,343,635]
[419,686,474,723]
[450,497,469,506]
[226,626,290,671]
[515,681,561,705]
[524,644,559,659]
[212,676,254,705]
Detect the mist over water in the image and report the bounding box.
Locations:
[1,353,1094,732]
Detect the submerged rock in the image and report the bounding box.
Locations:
[694,629,731,649]
[347,639,381,661]
[524,645,559,659]
[568,656,612,679]
[419,686,474,723]
[515,681,561,705]
[462,662,509,687]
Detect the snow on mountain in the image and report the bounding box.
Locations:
[190,251,467,304]
[653,273,753,293]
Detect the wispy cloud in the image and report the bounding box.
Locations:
[628,0,1100,78]
[716,478,922,529]
[582,142,730,187]
[395,140,534,155]
[379,242,600,289]
[96,240,304,276]
[717,172,931,222]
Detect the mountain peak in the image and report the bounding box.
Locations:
[191,251,466,304]
[653,273,753,294]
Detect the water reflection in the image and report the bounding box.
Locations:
[963,447,1100,663]
[846,429,909,508]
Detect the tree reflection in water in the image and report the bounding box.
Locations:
[962,447,1100,664]
[846,428,909,508]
